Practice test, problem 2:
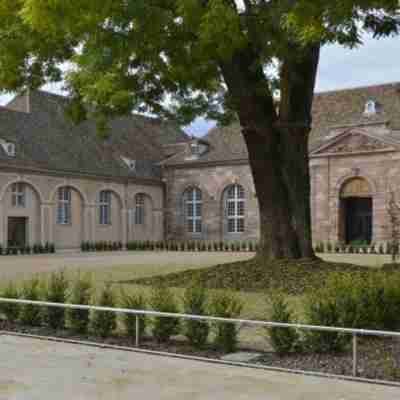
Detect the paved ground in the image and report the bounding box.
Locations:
[0,251,253,282]
[0,335,398,400]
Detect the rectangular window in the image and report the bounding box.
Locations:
[99,191,112,225]
[135,194,145,225]
[11,183,25,207]
[57,187,71,225]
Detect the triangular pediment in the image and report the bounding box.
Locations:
[311,129,397,156]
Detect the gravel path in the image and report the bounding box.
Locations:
[1,334,399,400]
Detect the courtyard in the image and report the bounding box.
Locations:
[0,334,398,400]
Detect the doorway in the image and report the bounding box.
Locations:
[342,197,373,244]
[8,217,28,248]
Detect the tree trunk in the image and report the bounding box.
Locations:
[219,45,319,261]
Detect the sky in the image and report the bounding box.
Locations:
[1,34,399,137]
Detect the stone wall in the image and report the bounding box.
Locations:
[310,150,400,244]
[164,163,260,242]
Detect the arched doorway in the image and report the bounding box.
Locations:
[339,178,373,244]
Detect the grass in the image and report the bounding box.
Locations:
[1,252,398,348]
[124,257,374,295]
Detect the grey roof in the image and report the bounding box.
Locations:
[0,90,189,180]
[163,82,400,166]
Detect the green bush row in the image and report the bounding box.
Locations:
[81,241,123,252]
[126,240,259,252]
[314,241,396,255]
[268,272,400,354]
[0,274,243,354]
[0,242,55,256]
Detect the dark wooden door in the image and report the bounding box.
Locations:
[345,198,372,244]
[8,217,27,248]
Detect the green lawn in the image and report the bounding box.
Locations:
[1,251,392,349]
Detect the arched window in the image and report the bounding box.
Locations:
[11,182,26,207]
[135,194,145,225]
[184,187,202,234]
[57,187,71,225]
[99,190,112,225]
[225,184,245,233]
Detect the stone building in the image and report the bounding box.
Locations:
[0,90,187,250]
[1,82,400,250]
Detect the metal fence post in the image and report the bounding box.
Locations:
[352,333,358,377]
[136,315,140,348]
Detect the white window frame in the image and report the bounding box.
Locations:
[184,187,202,234]
[99,190,112,225]
[135,194,145,225]
[57,187,71,225]
[11,182,25,208]
[226,184,245,234]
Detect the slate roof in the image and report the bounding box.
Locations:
[0,90,189,180]
[163,82,400,166]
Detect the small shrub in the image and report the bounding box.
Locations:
[91,282,117,338]
[210,291,243,353]
[20,277,43,326]
[68,273,93,334]
[183,280,209,349]
[248,241,254,252]
[224,242,229,252]
[219,241,224,251]
[120,289,147,341]
[379,243,385,255]
[207,242,212,252]
[150,284,180,343]
[43,270,69,330]
[213,242,219,252]
[230,242,235,252]
[0,281,21,323]
[303,292,350,353]
[180,242,186,252]
[267,292,299,355]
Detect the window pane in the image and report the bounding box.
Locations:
[237,219,245,233]
[187,219,194,233]
[237,201,245,216]
[227,201,235,217]
[228,219,235,233]
[195,220,202,233]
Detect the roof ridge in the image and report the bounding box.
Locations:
[315,81,400,96]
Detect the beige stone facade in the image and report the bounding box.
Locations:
[2,83,400,249]
[0,170,164,250]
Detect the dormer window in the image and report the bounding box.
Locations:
[1,141,16,157]
[190,143,200,156]
[364,99,377,116]
[121,156,136,171]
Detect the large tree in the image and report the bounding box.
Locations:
[0,0,399,260]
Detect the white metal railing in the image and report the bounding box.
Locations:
[0,297,399,383]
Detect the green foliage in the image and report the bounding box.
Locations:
[210,291,243,353]
[91,282,117,338]
[303,272,400,353]
[20,277,42,326]
[0,282,21,323]
[68,273,92,334]
[120,289,147,341]
[150,284,180,343]
[182,280,209,349]
[267,292,299,355]
[43,270,69,330]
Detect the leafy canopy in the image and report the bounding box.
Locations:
[0,0,399,125]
